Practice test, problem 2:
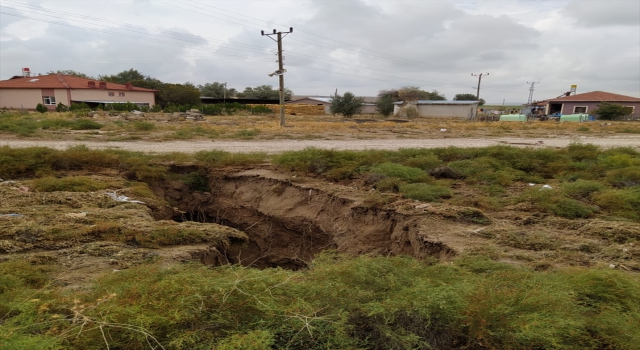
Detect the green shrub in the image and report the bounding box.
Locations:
[55,102,68,112]
[399,183,452,202]
[561,179,605,200]
[31,176,109,192]
[367,162,427,183]
[35,103,48,113]
[69,102,90,111]
[549,197,594,219]
[606,166,640,187]
[131,121,155,131]
[593,188,640,220]
[69,119,102,130]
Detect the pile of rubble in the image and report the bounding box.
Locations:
[88,109,205,122]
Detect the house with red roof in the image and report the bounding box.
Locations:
[545,91,640,119]
[0,73,157,110]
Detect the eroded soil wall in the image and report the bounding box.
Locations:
[154,169,454,268]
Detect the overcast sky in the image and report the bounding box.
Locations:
[1,0,639,104]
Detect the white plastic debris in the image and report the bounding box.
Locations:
[440,128,447,132]
[528,183,536,187]
[539,184,553,191]
[105,191,145,204]
[608,264,616,269]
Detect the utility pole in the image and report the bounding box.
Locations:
[471,72,489,101]
[526,81,539,105]
[261,27,293,126]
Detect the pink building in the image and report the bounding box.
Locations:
[0,73,157,110]
[546,91,640,119]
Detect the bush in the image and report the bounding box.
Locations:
[55,102,68,112]
[367,162,427,183]
[35,103,47,113]
[69,102,90,111]
[561,179,604,200]
[330,92,364,118]
[593,102,634,120]
[31,176,109,192]
[131,121,155,131]
[400,183,452,202]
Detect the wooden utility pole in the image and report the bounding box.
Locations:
[261,27,293,126]
[471,72,489,101]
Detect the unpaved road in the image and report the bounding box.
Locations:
[2,135,640,153]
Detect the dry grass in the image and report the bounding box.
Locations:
[3,110,639,141]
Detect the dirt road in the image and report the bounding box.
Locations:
[2,135,640,153]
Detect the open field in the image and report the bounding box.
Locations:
[1,111,640,349]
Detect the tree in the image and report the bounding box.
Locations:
[592,102,634,120]
[237,85,292,100]
[46,70,94,79]
[198,82,237,98]
[330,92,364,118]
[158,83,201,107]
[376,89,399,117]
[397,86,446,102]
[453,93,485,106]
[99,69,147,84]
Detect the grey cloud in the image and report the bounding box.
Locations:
[561,0,640,27]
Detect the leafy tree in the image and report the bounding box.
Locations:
[592,102,634,120]
[237,85,292,100]
[454,93,486,106]
[46,70,94,79]
[35,103,48,113]
[99,69,147,84]
[397,86,446,102]
[376,89,399,117]
[330,92,364,118]
[158,83,201,107]
[198,82,237,98]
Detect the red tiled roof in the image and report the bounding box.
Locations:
[0,74,157,92]
[548,91,640,102]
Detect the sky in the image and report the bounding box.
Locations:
[0,0,639,104]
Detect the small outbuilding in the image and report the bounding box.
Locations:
[393,100,478,119]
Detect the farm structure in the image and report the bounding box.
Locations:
[393,100,479,119]
[0,73,157,110]
[288,96,378,114]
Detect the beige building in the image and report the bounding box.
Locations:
[393,100,478,119]
[0,74,156,110]
[288,95,379,115]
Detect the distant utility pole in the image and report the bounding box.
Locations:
[261,27,293,126]
[527,81,540,105]
[471,72,489,101]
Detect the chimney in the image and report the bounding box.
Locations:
[22,68,31,77]
[125,82,133,90]
[88,81,96,88]
[99,82,107,89]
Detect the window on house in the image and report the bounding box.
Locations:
[108,92,115,97]
[119,92,125,97]
[43,96,56,105]
[573,106,588,113]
